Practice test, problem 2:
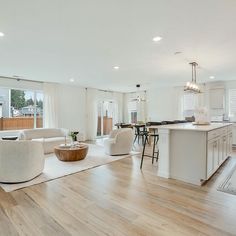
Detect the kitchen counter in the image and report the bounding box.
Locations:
[158,123,233,186]
[153,122,232,132]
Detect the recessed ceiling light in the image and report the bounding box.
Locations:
[69,78,75,82]
[209,76,215,79]
[152,36,162,42]
[0,32,5,37]
[113,66,119,70]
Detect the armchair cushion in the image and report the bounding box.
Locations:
[104,128,134,156]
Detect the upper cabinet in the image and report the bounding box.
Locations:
[209,88,225,109]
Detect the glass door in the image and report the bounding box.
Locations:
[97,101,117,137]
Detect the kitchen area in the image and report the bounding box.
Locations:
[157,81,236,186]
[206,81,236,147]
[158,122,232,185]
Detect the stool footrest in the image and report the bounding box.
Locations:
[143,152,158,158]
[140,134,159,169]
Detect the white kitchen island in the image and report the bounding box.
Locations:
[158,123,233,186]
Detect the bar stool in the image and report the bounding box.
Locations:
[134,125,148,145]
[140,131,159,169]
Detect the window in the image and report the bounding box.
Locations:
[182,93,198,118]
[0,88,43,130]
[128,101,137,123]
[229,89,236,116]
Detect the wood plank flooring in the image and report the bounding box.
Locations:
[0,142,236,235]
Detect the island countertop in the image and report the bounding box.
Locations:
[157,122,233,186]
[157,122,232,132]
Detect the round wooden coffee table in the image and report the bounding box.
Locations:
[54,144,89,162]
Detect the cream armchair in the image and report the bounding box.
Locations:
[104,128,134,155]
[0,140,45,183]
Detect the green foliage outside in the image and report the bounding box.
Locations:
[11,90,26,109]
[11,89,43,109]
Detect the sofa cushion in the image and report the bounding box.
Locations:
[20,128,67,140]
[104,138,116,145]
[32,137,71,154]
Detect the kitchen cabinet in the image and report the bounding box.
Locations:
[158,123,232,186]
[231,124,236,146]
[221,135,227,163]
[207,138,220,178]
[207,139,217,178]
[207,126,232,179]
[227,130,233,156]
[209,88,225,109]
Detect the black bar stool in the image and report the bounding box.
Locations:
[140,131,159,169]
[134,125,147,145]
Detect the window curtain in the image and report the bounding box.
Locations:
[86,88,98,140]
[123,93,130,123]
[137,100,147,122]
[43,83,59,128]
[113,102,119,125]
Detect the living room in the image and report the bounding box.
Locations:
[1,1,236,235]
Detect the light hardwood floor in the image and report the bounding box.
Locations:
[0,142,236,236]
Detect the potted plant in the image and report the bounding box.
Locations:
[69,131,79,142]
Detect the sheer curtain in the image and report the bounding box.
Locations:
[86,88,98,140]
[137,101,147,122]
[43,83,59,128]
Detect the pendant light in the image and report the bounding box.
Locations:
[184,62,200,93]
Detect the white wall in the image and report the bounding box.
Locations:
[146,87,183,121]
[147,87,174,121]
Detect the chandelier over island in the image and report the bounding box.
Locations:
[184,62,201,93]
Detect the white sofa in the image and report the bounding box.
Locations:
[0,140,45,183]
[104,128,134,155]
[19,128,71,154]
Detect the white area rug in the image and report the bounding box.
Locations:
[0,144,139,192]
[218,164,236,195]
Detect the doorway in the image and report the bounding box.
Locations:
[97,101,117,137]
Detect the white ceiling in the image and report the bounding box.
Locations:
[0,0,236,92]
